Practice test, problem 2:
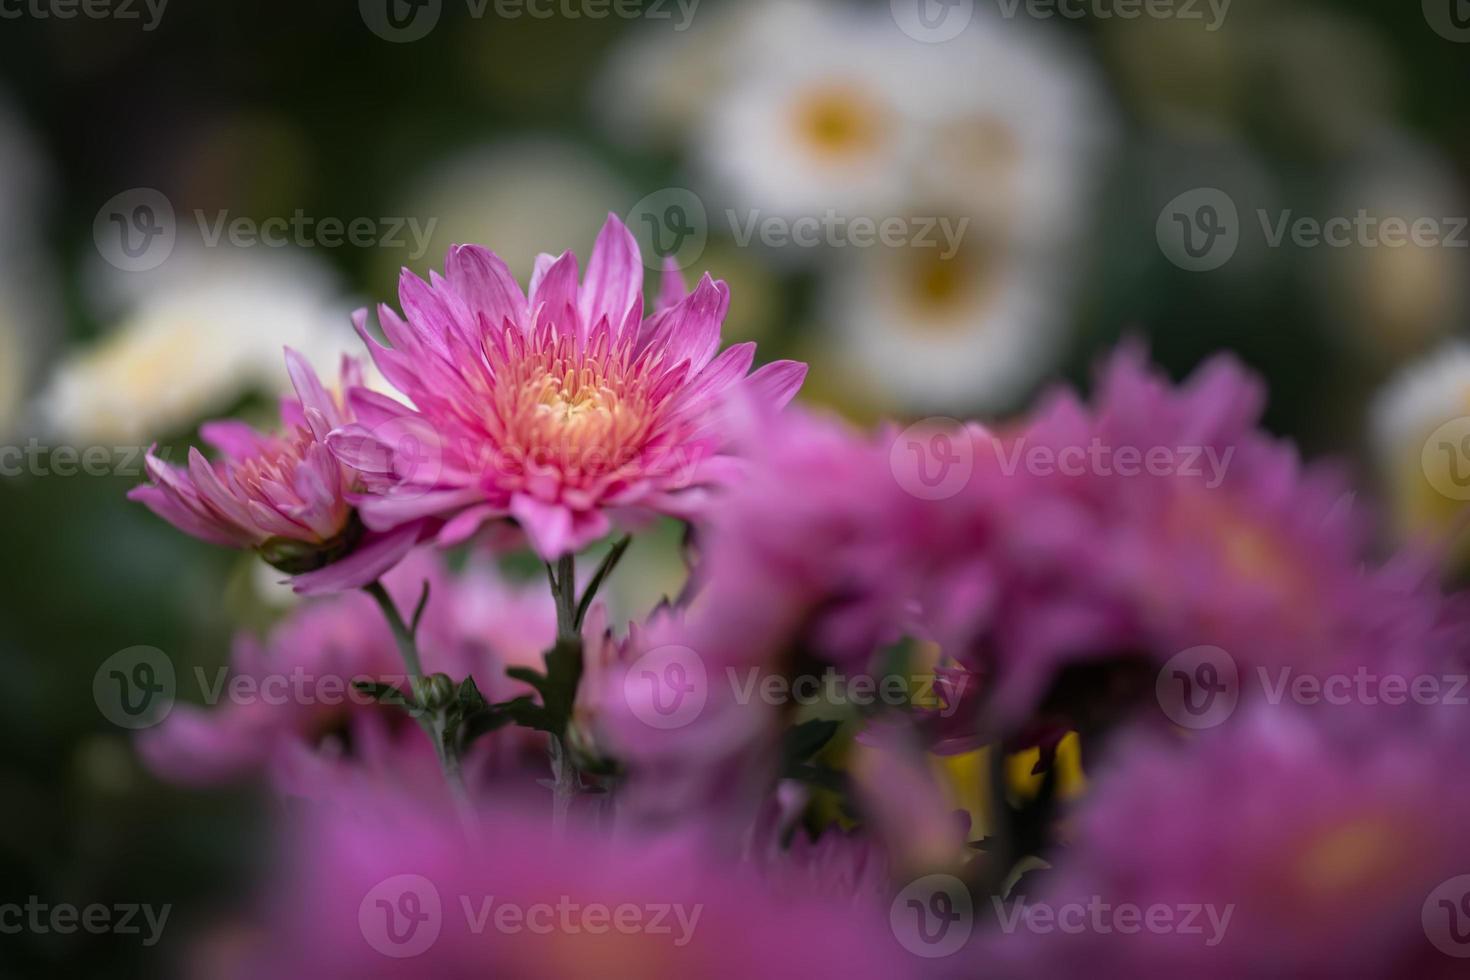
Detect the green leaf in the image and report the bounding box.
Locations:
[505,666,549,695]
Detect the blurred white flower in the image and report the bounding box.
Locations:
[789,12,1113,416]
[820,230,1072,416]
[592,0,756,152]
[1370,343,1470,551]
[695,0,926,221]
[392,139,631,282]
[909,16,1114,250]
[40,247,358,445]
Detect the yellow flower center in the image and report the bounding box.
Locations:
[792,84,888,162]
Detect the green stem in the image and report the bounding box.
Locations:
[548,554,578,642]
[365,581,425,681]
[364,580,474,825]
[545,555,581,833]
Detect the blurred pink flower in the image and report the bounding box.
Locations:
[329,214,805,560]
[128,351,427,594]
[574,604,780,839]
[136,550,554,799]
[247,789,916,980]
[689,406,937,668]
[983,710,1470,979]
[924,344,1469,740]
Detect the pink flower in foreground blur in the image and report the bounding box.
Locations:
[128,351,427,594]
[136,550,555,800]
[984,711,1470,979]
[921,344,1469,741]
[250,790,915,980]
[689,405,937,667]
[328,214,806,559]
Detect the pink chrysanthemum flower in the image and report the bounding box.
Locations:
[983,711,1470,979]
[128,351,427,594]
[328,214,806,559]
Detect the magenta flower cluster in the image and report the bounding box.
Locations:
[130,219,1470,978]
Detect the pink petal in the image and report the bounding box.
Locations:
[128,483,243,547]
[134,704,272,786]
[198,420,272,462]
[283,348,337,436]
[436,503,505,547]
[639,273,728,371]
[291,521,427,595]
[529,250,582,345]
[446,243,527,333]
[355,486,486,531]
[741,359,808,410]
[510,494,574,559]
[578,214,642,342]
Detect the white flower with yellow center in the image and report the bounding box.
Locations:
[821,227,1072,415]
[695,0,924,221]
[909,15,1113,250]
